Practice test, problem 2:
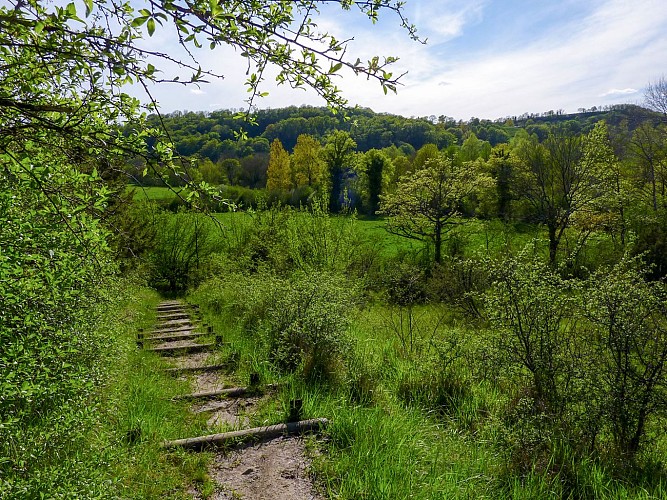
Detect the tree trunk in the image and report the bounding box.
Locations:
[548,224,558,266]
[434,222,442,264]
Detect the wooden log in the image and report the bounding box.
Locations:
[162,418,328,450]
[150,325,194,335]
[156,312,190,320]
[172,383,278,400]
[145,343,214,355]
[157,303,185,310]
[156,318,191,326]
[145,332,208,342]
[163,363,231,375]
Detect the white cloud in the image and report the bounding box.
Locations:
[600,88,638,97]
[189,88,206,95]
[408,0,486,41]
[131,0,667,120]
[369,0,667,119]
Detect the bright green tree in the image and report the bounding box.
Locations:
[266,138,292,191]
[380,155,490,263]
[512,123,615,265]
[292,134,326,189]
[413,143,440,170]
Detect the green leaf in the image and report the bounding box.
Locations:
[147,18,156,36]
[84,0,93,17]
[329,62,343,74]
[131,16,147,28]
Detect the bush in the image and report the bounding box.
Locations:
[427,256,489,317]
[147,209,224,291]
[0,160,120,496]
[581,257,667,460]
[484,253,576,412]
[193,271,358,380]
[262,272,357,380]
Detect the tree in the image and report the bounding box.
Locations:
[358,149,394,214]
[629,122,667,212]
[148,211,221,291]
[291,134,326,189]
[413,143,440,170]
[380,155,489,263]
[513,123,613,265]
[198,157,226,185]
[266,138,292,191]
[457,132,491,163]
[644,76,667,116]
[485,144,518,221]
[322,130,357,212]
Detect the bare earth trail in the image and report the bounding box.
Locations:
[148,300,324,500]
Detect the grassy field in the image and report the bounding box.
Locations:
[127,185,184,201]
[175,203,663,499]
[189,287,667,499]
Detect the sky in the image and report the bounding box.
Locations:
[139,0,667,121]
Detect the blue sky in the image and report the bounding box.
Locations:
[141,0,667,120]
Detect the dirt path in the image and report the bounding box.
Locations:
[209,437,321,500]
[150,301,324,500]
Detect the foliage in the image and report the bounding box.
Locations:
[322,130,358,212]
[380,155,491,263]
[512,122,615,265]
[147,210,223,291]
[581,258,667,459]
[485,252,576,411]
[266,138,292,191]
[0,147,117,496]
[356,148,394,214]
[193,270,357,380]
[291,133,327,189]
[262,272,357,379]
[426,257,489,317]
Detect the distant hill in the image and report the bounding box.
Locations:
[142,104,661,165]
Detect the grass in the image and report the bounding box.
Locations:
[127,185,184,201]
[90,285,218,498]
[188,273,667,500]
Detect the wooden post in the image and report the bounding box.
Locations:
[289,399,303,422]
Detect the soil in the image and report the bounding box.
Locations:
[172,352,211,368]
[209,437,323,500]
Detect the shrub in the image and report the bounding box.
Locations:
[426,256,489,317]
[581,257,667,460]
[263,272,357,380]
[193,271,358,380]
[484,253,576,413]
[147,209,223,291]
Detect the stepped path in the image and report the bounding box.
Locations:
[141,300,326,500]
